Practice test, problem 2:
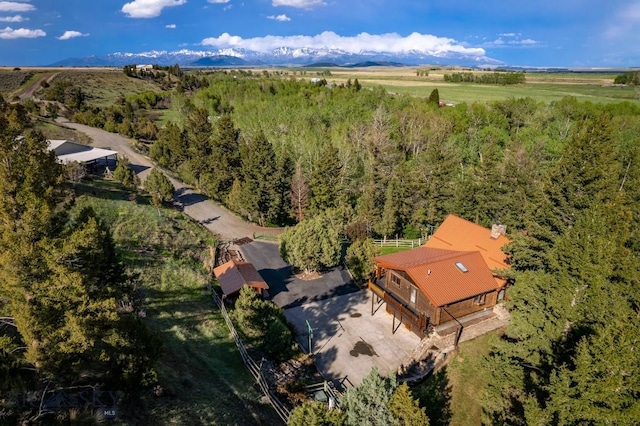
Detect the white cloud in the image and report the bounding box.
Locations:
[165,23,176,28]
[208,0,230,3]
[0,1,35,13]
[605,1,640,39]
[201,31,487,56]
[267,14,291,22]
[57,30,89,40]
[0,26,44,39]
[484,35,540,48]
[121,0,186,19]
[272,0,326,9]
[0,14,26,22]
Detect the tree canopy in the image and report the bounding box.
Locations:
[279,214,342,274]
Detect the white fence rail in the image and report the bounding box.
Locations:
[373,236,428,248]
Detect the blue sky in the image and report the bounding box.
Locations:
[0,0,639,67]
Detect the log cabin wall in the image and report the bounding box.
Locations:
[437,290,498,325]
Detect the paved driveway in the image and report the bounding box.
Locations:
[240,241,419,388]
[285,290,421,388]
[239,241,359,309]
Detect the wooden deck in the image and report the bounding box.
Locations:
[368,279,430,337]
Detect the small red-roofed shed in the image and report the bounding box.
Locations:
[213,259,269,298]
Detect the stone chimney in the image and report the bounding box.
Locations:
[490,224,507,239]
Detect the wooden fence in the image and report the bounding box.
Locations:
[208,285,291,424]
[373,236,428,248]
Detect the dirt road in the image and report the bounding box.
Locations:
[56,118,282,242]
[16,72,58,100]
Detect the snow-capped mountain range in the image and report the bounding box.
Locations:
[49,47,504,68]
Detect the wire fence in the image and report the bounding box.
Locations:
[208,285,291,424]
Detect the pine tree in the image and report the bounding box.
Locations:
[185,107,213,184]
[428,88,439,105]
[345,239,379,283]
[308,142,343,214]
[341,367,397,426]
[279,214,341,274]
[288,401,346,426]
[389,383,430,426]
[268,152,294,226]
[238,132,278,225]
[113,155,139,189]
[144,168,175,207]
[209,115,241,198]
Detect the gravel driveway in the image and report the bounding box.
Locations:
[56,119,281,242]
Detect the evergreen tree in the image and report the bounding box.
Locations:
[185,107,213,185]
[428,88,440,105]
[113,155,139,189]
[238,131,278,225]
[279,214,341,274]
[144,168,175,207]
[308,142,343,214]
[345,239,380,283]
[268,152,294,226]
[208,115,241,198]
[341,367,397,426]
[230,287,296,360]
[388,383,430,426]
[288,401,345,426]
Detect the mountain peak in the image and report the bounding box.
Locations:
[49,47,504,68]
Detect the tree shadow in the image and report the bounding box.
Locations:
[415,367,453,426]
[172,187,209,208]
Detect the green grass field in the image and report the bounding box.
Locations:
[416,328,506,426]
[372,81,640,105]
[300,67,640,105]
[72,178,280,425]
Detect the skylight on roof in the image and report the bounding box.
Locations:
[455,262,468,273]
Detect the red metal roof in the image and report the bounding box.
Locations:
[213,259,269,296]
[424,214,511,271]
[374,247,500,306]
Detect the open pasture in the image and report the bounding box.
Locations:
[316,67,640,104]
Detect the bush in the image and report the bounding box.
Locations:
[231,287,298,361]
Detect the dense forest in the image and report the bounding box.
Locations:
[141,72,640,423]
[2,69,639,424]
[0,97,161,423]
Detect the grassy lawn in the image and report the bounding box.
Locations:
[379,245,415,256]
[72,178,281,425]
[415,327,506,426]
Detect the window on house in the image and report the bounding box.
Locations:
[455,262,468,272]
[390,274,401,286]
[474,294,486,305]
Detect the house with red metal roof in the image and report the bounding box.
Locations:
[369,215,510,337]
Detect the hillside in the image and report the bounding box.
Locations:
[71,178,281,424]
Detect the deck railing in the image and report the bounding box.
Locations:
[368,279,429,335]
